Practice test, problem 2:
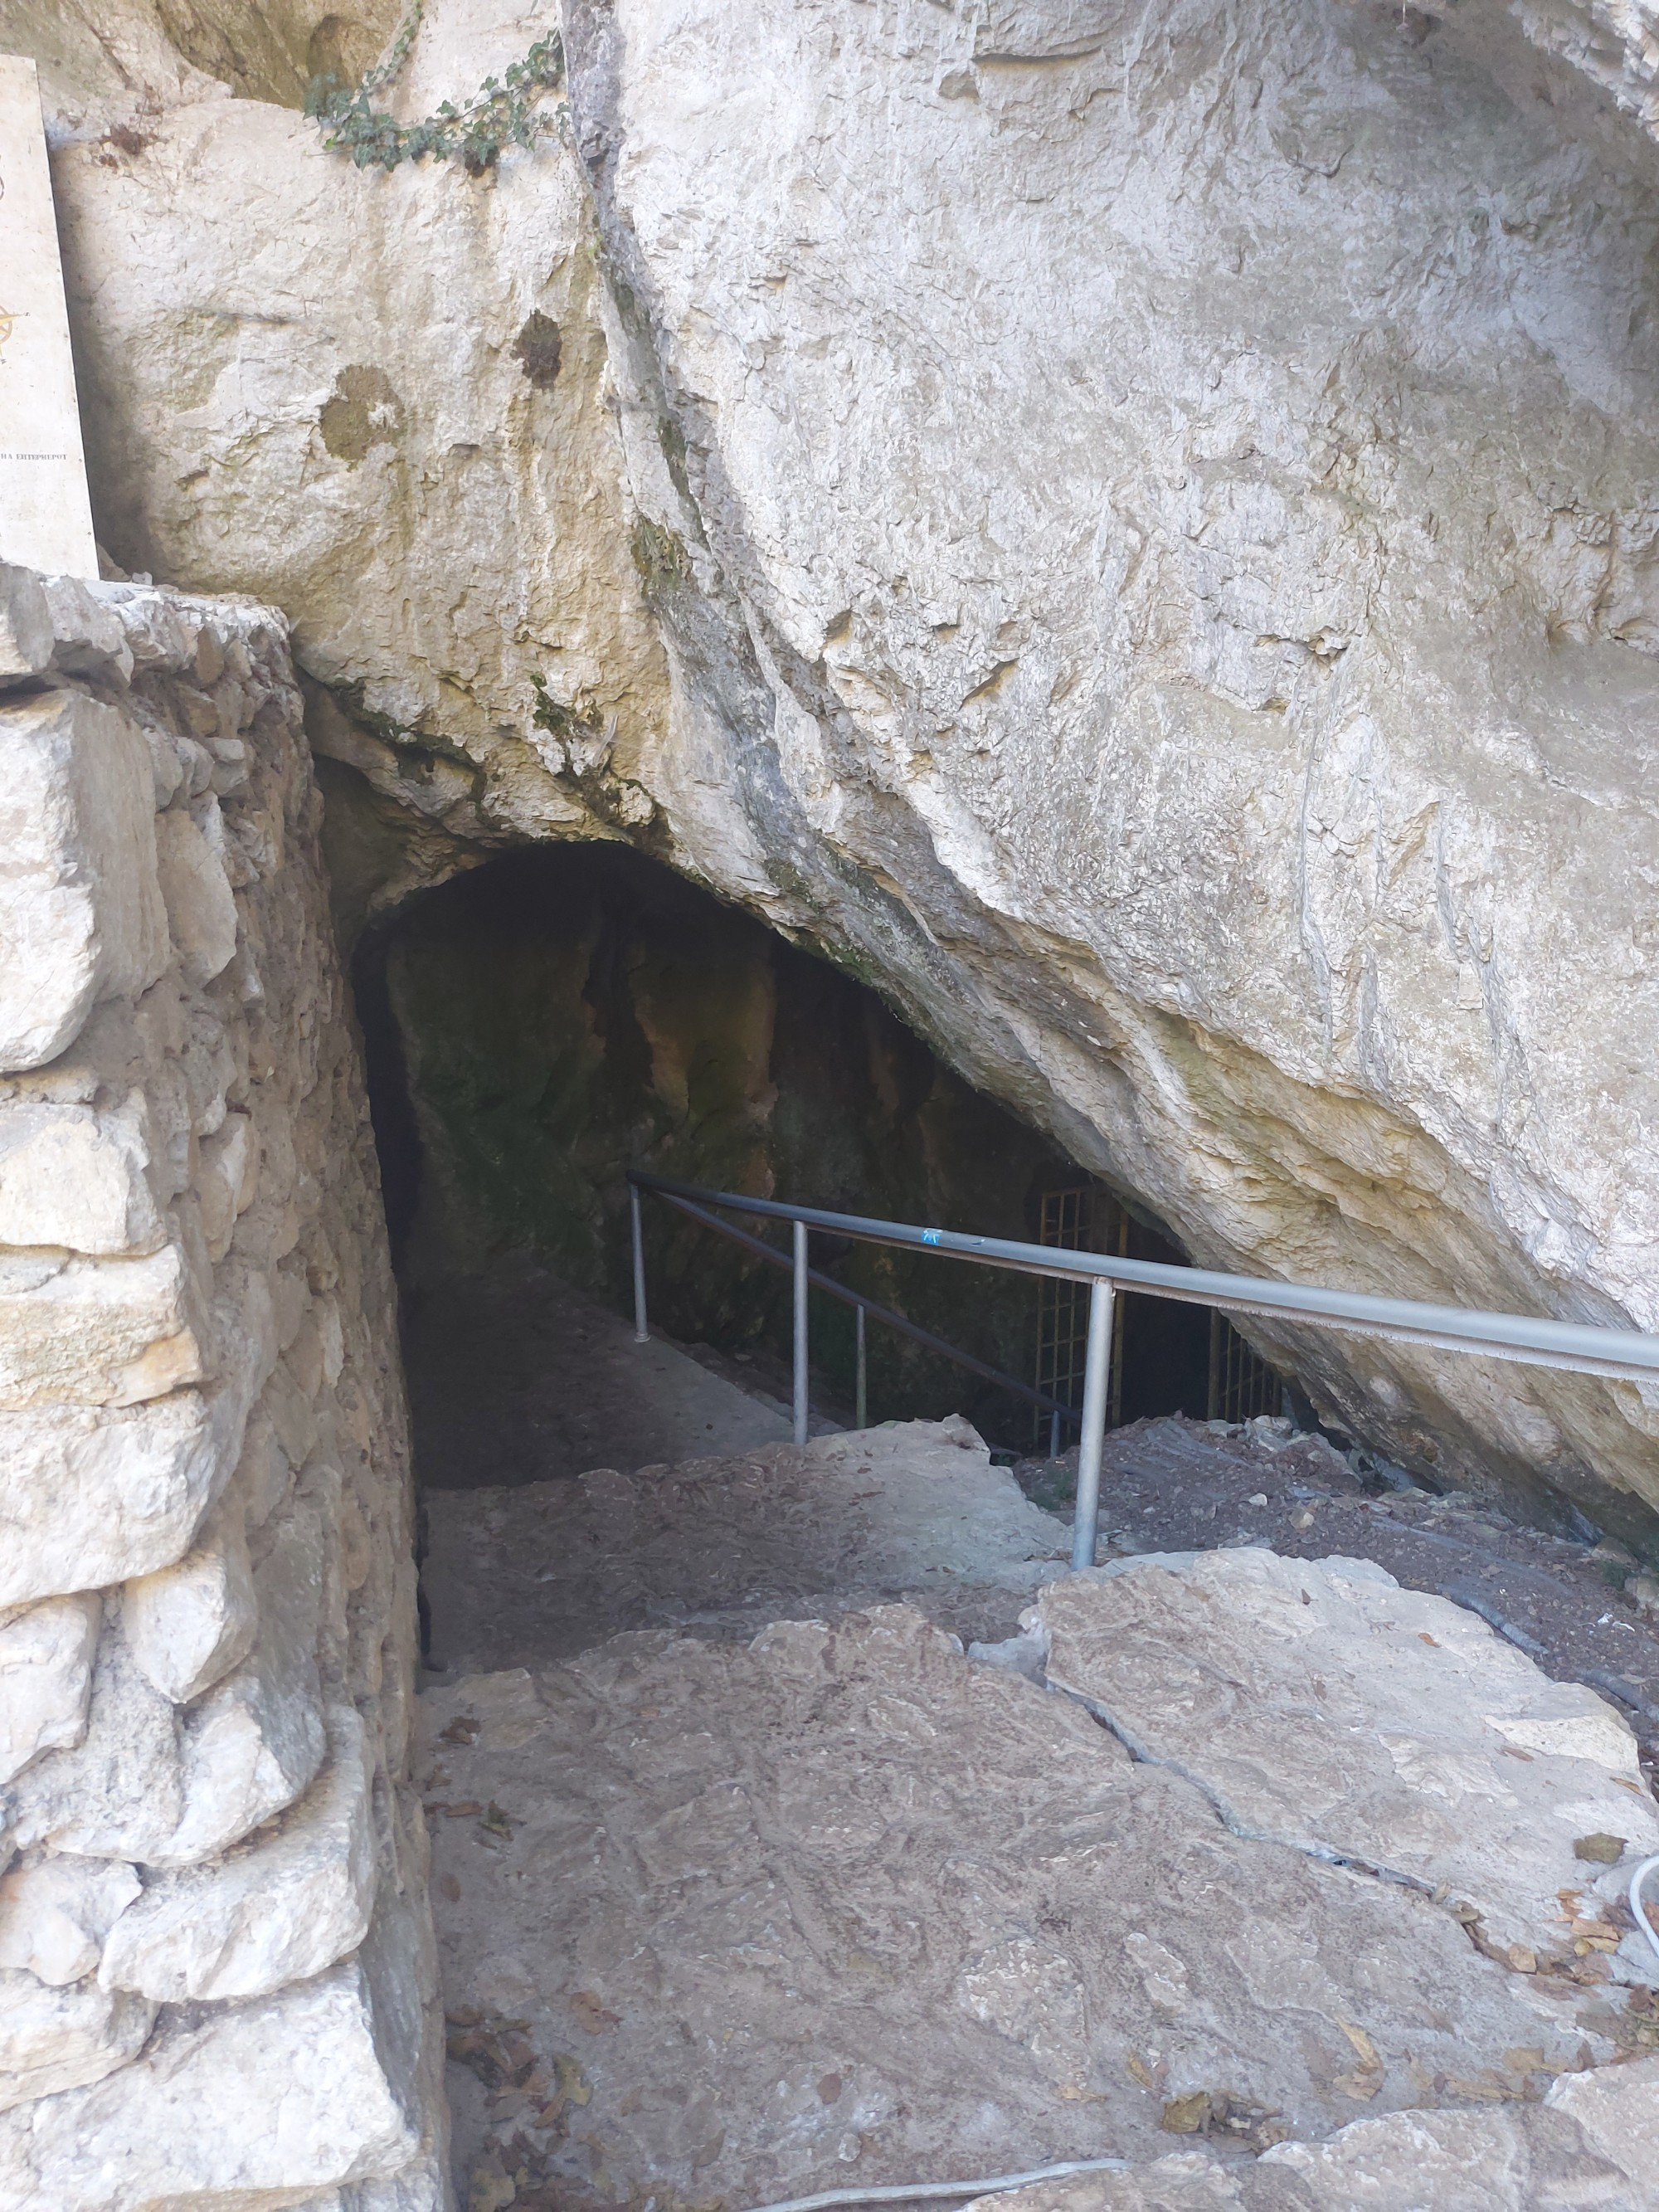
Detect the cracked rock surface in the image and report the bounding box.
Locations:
[1037,1549,1659,1966]
[420,1601,1623,2212]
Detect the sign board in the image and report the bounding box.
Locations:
[0,56,98,578]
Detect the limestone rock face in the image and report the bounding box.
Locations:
[99,1704,377,2000]
[17,0,1659,1532]
[0,1593,100,1785]
[560,0,1659,1530]
[0,577,445,2205]
[33,0,664,878]
[0,688,167,1072]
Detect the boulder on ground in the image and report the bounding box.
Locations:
[1038,1550,1659,1965]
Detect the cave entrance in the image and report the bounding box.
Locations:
[348,839,1268,1513]
[1034,1183,1282,1445]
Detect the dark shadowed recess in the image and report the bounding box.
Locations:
[350,840,1214,1460]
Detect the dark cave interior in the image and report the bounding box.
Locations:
[350,840,1261,1469]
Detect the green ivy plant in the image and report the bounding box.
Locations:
[306,2,565,173]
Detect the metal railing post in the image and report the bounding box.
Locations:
[1071,1280,1114,1571]
[630,1183,649,1344]
[1048,1408,1062,1460]
[855,1303,868,1430]
[792,1217,810,1446]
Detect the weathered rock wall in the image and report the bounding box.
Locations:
[0,567,446,2209]
[12,0,1659,1539]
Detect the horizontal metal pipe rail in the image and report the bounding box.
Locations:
[642,1185,1073,1423]
[625,1167,1659,1573]
[630,1172,1659,1382]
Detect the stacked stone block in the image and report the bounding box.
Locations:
[0,564,448,2209]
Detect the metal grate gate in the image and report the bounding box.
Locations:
[1034,1186,1126,1449]
[1207,1310,1282,1423]
[1034,1186,1092,1443]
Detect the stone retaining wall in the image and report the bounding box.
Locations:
[0,563,447,2209]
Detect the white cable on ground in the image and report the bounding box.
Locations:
[1630,1854,1659,1965]
[737,2159,1132,2212]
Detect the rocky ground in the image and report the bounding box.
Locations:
[402,1258,795,1499]
[1016,1416,1659,1771]
[420,1415,1068,1677]
[416,1383,1659,2212]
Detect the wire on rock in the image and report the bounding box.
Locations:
[737,2160,1133,2212]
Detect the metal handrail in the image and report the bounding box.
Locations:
[625,1168,1659,1574]
[651,1186,1073,1425]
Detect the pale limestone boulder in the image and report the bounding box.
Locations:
[0,689,167,1073]
[155,1501,328,1865]
[0,1857,141,1987]
[0,1242,210,1410]
[1250,2054,1659,2205]
[121,1493,256,1703]
[0,1376,253,1608]
[957,2055,1659,2204]
[153,801,239,987]
[1039,1552,1659,1961]
[1544,2051,1659,2185]
[1262,2107,1567,2207]
[100,1705,376,2001]
[195,1108,257,1262]
[0,1593,100,1784]
[0,1942,425,2210]
[0,1971,154,2115]
[36,575,133,685]
[0,1098,167,1256]
[0,565,51,687]
[7,1630,183,1863]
